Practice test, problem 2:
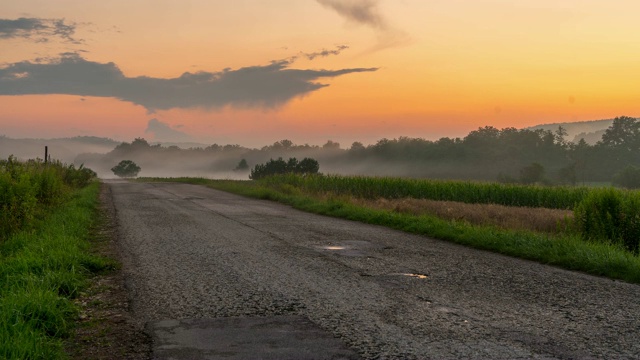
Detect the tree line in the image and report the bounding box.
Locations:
[82,116,640,187]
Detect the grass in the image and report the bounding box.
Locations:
[349,197,572,234]
[0,182,115,359]
[141,177,640,284]
[256,173,592,209]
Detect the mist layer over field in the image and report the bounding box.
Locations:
[2,116,637,186]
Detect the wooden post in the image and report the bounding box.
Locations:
[44,146,48,164]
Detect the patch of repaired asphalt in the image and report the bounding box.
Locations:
[148,315,360,360]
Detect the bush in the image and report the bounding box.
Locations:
[249,157,319,180]
[612,165,640,189]
[111,160,141,178]
[574,188,640,253]
[0,157,96,240]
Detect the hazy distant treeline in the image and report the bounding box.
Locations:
[75,116,640,185]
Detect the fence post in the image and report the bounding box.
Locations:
[44,146,48,164]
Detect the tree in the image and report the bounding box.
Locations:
[554,126,569,148]
[111,160,141,178]
[350,141,365,151]
[599,116,640,151]
[234,159,249,171]
[131,137,150,148]
[296,158,320,174]
[323,140,340,149]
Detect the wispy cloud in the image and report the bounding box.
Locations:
[0,17,83,44]
[317,0,386,29]
[0,53,378,111]
[302,45,349,60]
[316,0,409,52]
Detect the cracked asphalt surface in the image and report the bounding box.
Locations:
[108,180,640,359]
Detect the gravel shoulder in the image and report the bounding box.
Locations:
[108,180,640,359]
[66,182,151,360]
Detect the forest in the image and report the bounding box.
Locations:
[76,116,640,187]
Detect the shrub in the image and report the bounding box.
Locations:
[574,188,640,253]
[249,157,319,180]
[111,160,141,178]
[0,157,96,240]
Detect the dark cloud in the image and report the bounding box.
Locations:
[0,53,378,111]
[302,45,349,60]
[145,118,193,142]
[316,0,410,52]
[0,17,82,44]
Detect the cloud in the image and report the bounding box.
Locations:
[0,53,378,111]
[316,0,409,52]
[302,45,349,60]
[317,0,386,29]
[145,118,193,142]
[0,17,82,44]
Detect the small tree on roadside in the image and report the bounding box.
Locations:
[111,160,141,178]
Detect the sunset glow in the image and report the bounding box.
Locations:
[2,0,639,146]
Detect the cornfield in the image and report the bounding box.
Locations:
[256,174,640,252]
[259,174,590,209]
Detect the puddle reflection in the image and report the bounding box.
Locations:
[323,246,346,250]
[395,273,428,279]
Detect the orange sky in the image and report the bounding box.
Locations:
[1,0,639,147]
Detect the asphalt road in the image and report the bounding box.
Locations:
[107,180,640,359]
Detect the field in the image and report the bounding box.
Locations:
[146,174,640,284]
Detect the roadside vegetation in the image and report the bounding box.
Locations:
[0,157,114,359]
[143,174,640,284]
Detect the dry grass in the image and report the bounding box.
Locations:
[350,197,574,233]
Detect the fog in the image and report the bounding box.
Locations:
[1,116,634,185]
[0,136,119,164]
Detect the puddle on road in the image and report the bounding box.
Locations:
[389,273,428,279]
[323,246,346,250]
[401,273,428,279]
[315,244,365,257]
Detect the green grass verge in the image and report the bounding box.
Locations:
[142,177,640,284]
[0,182,116,359]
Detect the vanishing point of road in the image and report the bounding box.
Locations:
[107,180,640,359]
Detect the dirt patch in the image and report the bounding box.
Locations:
[64,183,151,360]
[351,197,573,233]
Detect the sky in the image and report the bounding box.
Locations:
[1,0,639,147]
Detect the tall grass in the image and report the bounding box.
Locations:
[0,158,111,359]
[259,174,590,209]
[574,188,640,253]
[0,156,96,240]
